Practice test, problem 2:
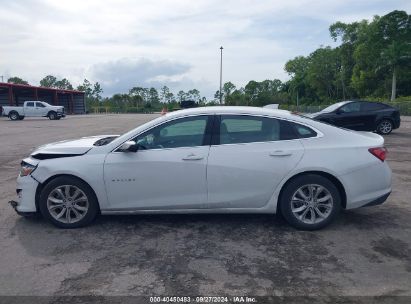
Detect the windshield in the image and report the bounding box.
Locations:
[321,102,349,113]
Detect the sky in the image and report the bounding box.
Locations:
[0,0,410,99]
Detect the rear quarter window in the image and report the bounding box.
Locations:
[279,120,317,139]
[295,124,317,138]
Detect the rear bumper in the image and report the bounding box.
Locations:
[340,160,392,209]
[393,118,401,129]
[362,192,391,207]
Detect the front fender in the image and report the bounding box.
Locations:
[31,154,109,209]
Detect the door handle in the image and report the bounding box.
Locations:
[182,153,204,161]
[269,150,292,157]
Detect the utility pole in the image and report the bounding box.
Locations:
[219,46,223,104]
[0,75,4,83]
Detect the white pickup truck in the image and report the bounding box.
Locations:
[1,101,65,120]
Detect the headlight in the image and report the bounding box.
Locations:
[20,161,37,177]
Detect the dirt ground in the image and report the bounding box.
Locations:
[0,114,410,299]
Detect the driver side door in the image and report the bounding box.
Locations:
[333,102,364,130]
[103,115,213,211]
[35,102,48,116]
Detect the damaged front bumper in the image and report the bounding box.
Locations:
[8,200,36,216]
[10,174,39,216]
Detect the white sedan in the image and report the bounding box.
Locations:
[10,107,392,230]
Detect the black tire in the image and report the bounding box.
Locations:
[9,111,20,121]
[279,174,341,230]
[39,176,99,228]
[56,117,61,120]
[48,111,57,120]
[19,116,25,120]
[376,119,393,135]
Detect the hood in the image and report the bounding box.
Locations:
[31,135,119,159]
[304,112,322,119]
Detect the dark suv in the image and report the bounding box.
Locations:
[309,101,401,135]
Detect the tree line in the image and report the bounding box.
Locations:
[285,10,410,104]
[5,10,410,111]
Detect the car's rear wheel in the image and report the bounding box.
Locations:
[9,111,19,121]
[19,116,25,120]
[377,119,393,135]
[39,176,99,228]
[280,174,341,230]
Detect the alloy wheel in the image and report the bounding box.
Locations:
[290,184,333,224]
[379,120,392,134]
[46,185,89,224]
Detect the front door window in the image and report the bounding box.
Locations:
[133,116,209,150]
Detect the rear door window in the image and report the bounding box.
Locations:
[361,102,387,111]
[218,115,303,144]
[219,116,279,144]
[26,102,34,107]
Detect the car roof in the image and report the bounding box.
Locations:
[104,105,354,152]
[164,106,295,119]
[342,100,382,104]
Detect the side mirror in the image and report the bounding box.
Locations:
[118,141,139,152]
[336,108,343,115]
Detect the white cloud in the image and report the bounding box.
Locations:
[88,58,191,95]
[0,0,409,98]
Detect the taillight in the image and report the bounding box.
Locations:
[368,147,387,162]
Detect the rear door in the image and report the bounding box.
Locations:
[206,115,305,209]
[360,102,387,131]
[24,102,36,116]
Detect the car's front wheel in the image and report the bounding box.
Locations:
[39,176,99,228]
[48,111,57,120]
[280,174,341,230]
[377,119,393,135]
